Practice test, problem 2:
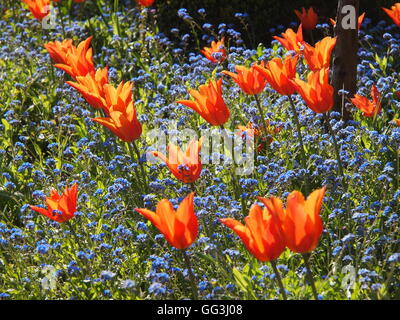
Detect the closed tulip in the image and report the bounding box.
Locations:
[92,81,142,142]
[302,37,337,71]
[294,7,318,30]
[265,187,325,254]
[222,62,267,95]
[220,203,286,262]
[152,138,203,184]
[200,37,227,64]
[177,79,230,126]
[136,0,155,6]
[53,37,96,79]
[30,184,78,223]
[135,193,198,249]
[44,39,74,64]
[350,85,381,118]
[254,56,298,96]
[66,67,109,111]
[292,68,334,113]
[21,0,50,21]
[273,25,304,53]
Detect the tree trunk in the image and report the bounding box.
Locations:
[331,0,359,120]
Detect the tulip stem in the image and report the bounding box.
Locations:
[112,0,121,36]
[254,94,266,133]
[66,221,81,250]
[270,260,287,300]
[324,113,344,177]
[126,142,146,195]
[182,250,198,300]
[288,95,309,194]
[131,141,149,194]
[94,0,111,31]
[302,253,319,300]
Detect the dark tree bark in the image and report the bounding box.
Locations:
[331,0,359,120]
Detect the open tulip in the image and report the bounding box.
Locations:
[66,67,109,111]
[177,78,230,126]
[383,3,400,27]
[260,186,326,254]
[302,37,337,71]
[350,85,381,118]
[200,37,227,64]
[394,119,400,126]
[222,62,267,95]
[220,203,286,262]
[30,184,78,223]
[21,0,50,20]
[294,7,318,30]
[135,193,198,249]
[53,37,96,79]
[151,138,203,184]
[273,25,304,53]
[292,68,334,113]
[92,81,142,142]
[254,56,298,96]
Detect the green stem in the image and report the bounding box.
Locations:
[182,250,198,300]
[254,94,266,132]
[288,95,309,193]
[324,112,344,177]
[58,2,66,38]
[113,0,121,36]
[131,140,149,193]
[190,182,196,194]
[220,125,246,216]
[302,253,318,300]
[270,260,287,300]
[94,0,111,31]
[396,149,400,191]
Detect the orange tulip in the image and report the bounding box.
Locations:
[383,3,400,27]
[260,186,326,254]
[222,62,267,95]
[151,138,203,184]
[292,68,334,113]
[53,0,86,2]
[66,67,109,111]
[53,37,96,79]
[393,119,400,126]
[177,78,230,126]
[136,0,155,6]
[330,12,365,30]
[200,37,227,64]
[44,39,74,64]
[135,193,198,249]
[273,25,304,53]
[302,37,337,71]
[294,7,318,30]
[92,81,142,142]
[220,203,286,262]
[350,85,381,118]
[254,55,298,96]
[30,184,78,223]
[21,0,50,21]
